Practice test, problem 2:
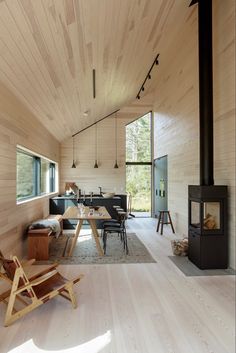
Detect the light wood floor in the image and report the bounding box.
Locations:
[0,218,235,353]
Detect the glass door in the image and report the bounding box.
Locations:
[154,156,168,220]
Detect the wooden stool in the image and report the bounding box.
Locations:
[156,210,175,235]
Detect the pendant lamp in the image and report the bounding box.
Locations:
[114,113,119,168]
[94,124,98,168]
[71,136,76,168]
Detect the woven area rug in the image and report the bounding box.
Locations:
[39,230,156,265]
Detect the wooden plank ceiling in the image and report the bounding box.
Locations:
[0,0,189,141]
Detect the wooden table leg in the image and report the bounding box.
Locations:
[68,220,83,256]
[89,220,104,256]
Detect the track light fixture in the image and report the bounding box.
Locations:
[136,53,160,100]
[71,136,76,168]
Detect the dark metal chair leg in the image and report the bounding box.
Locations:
[124,228,129,254]
[160,211,164,235]
[156,211,161,232]
[168,211,175,234]
[103,231,107,254]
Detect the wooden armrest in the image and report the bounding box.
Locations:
[14,270,58,294]
[24,263,59,280]
[72,274,84,284]
[22,259,36,267]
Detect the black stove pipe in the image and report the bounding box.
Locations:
[191,0,214,186]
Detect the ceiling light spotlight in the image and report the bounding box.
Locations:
[83,110,90,117]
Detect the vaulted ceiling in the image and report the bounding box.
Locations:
[0,0,191,141]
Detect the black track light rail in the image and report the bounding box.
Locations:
[72,109,120,137]
[136,53,160,99]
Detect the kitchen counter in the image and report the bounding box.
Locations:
[50,194,127,229]
[55,195,122,200]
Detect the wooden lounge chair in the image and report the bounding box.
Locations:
[0,252,84,326]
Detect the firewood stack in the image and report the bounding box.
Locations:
[171,238,188,256]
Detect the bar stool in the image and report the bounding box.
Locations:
[156,210,175,235]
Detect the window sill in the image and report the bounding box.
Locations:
[17,192,58,205]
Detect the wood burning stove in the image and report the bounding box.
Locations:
[188,0,228,269]
[188,185,227,269]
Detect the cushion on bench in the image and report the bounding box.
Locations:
[28,214,63,238]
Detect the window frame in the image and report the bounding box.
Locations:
[125,112,152,166]
[125,111,153,214]
[16,146,57,203]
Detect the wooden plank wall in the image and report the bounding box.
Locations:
[0,83,60,258]
[60,96,153,195]
[153,0,235,268]
[60,115,128,195]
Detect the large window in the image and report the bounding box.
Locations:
[126,112,152,216]
[17,147,56,202]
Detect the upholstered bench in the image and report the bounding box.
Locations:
[27,214,63,261]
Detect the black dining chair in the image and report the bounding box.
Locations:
[102,212,128,255]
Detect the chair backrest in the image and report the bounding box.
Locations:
[0,251,15,279]
[0,252,26,288]
[118,212,127,226]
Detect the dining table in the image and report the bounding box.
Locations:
[62,206,111,256]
